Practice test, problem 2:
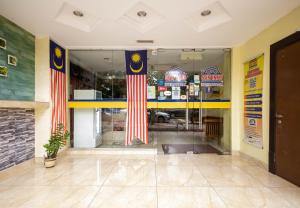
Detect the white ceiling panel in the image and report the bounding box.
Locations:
[0,0,299,48]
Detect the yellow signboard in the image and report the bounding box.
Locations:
[244,54,264,148]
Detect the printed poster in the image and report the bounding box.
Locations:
[194,75,200,84]
[164,68,187,87]
[172,87,181,99]
[244,54,264,148]
[147,86,156,99]
[200,66,223,87]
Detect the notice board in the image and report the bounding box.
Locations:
[244,54,264,148]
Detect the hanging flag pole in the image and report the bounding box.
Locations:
[50,40,67,132]
[125,50,148,145]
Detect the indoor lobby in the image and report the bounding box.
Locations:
[1,0,300,207]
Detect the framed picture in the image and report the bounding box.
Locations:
[0,66,8,77]
[8,55,17,66]
[0,37,6,49]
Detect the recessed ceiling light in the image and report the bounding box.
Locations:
[137,10,147,17]
[73,10,84,17]
[201,10,211,17]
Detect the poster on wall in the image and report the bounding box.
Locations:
[244,54,264,149]
[147,85,156,99]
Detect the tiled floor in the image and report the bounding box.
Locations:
[0,153,299,208]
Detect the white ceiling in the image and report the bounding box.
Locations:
[1,0,300,48]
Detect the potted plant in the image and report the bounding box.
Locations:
[43,123,69,168]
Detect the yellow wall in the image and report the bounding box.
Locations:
[231,47,243,152]
[35,37,70,157]
[35,37,51,157]
[232,6,300,165]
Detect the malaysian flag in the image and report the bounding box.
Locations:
[125,50,148,145]
[50,40,67,132]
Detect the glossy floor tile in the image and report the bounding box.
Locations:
[0,153,299,208]
[157,187,226,208]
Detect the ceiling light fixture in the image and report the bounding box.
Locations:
[73,10,84,17]
[201,10,211,17]
[137,10,147,17]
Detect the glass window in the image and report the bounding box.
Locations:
[69,49,231,153]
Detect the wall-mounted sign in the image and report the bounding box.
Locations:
[243,54,264,149]
[201,66,223,87]
[147,85,156,99]
[158,86,167,92]
[164,91,172,96]
[165,68,187,87]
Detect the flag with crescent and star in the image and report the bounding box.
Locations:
[50,40,66,73]
[50,40,67,133]
[125,50,147,75]
[125,50,148,145]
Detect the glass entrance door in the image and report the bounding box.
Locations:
[147,49,232,154]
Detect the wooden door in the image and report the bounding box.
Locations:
[270,32,300,186]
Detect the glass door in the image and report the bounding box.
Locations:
[192,49,232,154]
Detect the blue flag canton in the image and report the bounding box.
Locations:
[125,50,147,75]
[50,40,65,73]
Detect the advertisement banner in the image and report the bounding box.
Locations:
[244,54,264,148]
[165,68,187,87]
[200,66,223,87]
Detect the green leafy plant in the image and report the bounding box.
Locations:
[43,124,70,159]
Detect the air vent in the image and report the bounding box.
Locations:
[136,40,154,43]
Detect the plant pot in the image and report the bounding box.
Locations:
[44,157,56,168]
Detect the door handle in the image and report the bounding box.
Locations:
[275,113,284,119]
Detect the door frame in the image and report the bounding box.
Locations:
[269,31,300,173]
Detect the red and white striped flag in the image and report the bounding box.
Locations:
[50,40,67,132]
[125,50,148,145]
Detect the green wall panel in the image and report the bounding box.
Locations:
[0,15,35,101]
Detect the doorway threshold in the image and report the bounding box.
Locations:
[67,147,157,155]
